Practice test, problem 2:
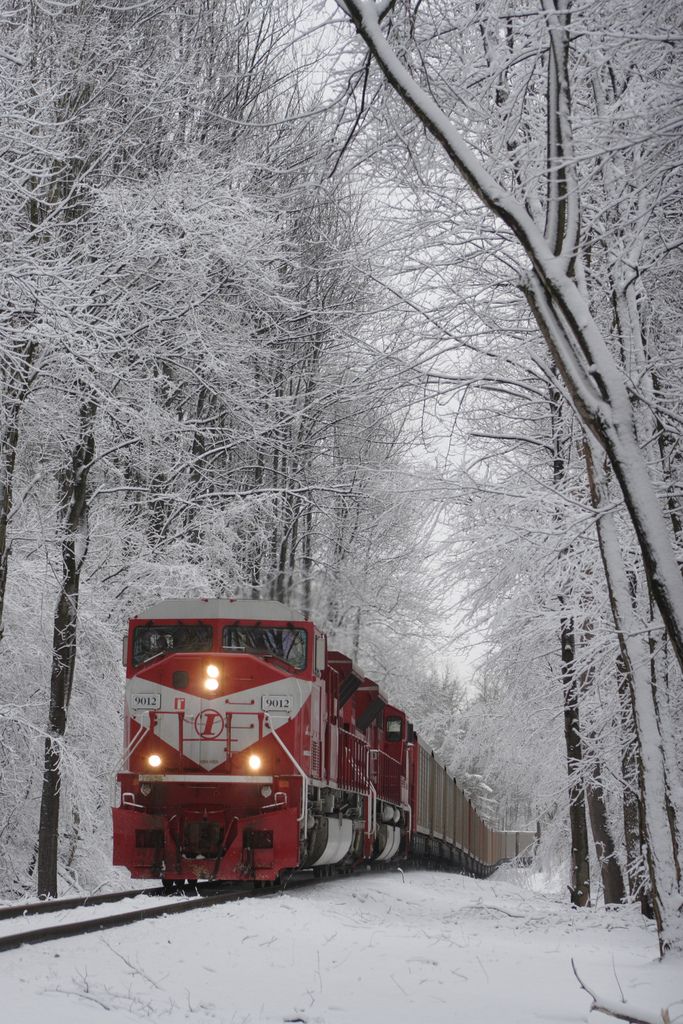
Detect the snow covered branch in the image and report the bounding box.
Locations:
[571,960,672,1024]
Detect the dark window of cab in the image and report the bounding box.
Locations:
[132,623,213,666]
[221,625,307,670]
[385,715,403,741]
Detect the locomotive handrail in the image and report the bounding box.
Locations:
[403,743,413,838]
[338,729,369,792]
[368,747,404,805]
[111,712,152,805]
[224,710,265,758]
[366,779,377,838]
[364,745,377,838]
[120,712,152,765]
[369,748,402,765]
[263,712,309,827]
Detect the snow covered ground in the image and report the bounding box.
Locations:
[0,868,680,1024]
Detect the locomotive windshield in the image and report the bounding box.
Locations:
[222,625,307,670]
[132,623,212,666]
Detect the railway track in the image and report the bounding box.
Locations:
[0,886,166,922]
[0,874,319,954]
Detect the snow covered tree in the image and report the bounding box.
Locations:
[0,0,444,896]
[331,0,683,953]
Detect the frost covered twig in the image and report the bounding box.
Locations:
[101,937,166,991]
[571,959,671,1024]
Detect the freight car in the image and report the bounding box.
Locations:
[113,599,534,884]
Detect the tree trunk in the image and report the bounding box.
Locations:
[301,499,313,616]
[37,397,96,898]
[586,760,626,905]
[0,415,21,644]
[561,615,591,907]
[550,384,590,908]
[584,440,681,952]
[0,338,38,640]
[616,653,650,912]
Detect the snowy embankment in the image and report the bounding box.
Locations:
[0,868,679,1024]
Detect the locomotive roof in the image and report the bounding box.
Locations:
[135,598,306,622]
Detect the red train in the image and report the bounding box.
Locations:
[113,599,534,884]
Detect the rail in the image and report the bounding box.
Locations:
[0,848,507,955]
[0,877,322,954]
[0,887,164,923]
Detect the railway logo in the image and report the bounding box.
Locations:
[194,709,225,738]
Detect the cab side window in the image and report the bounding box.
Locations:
[386,715,403,740]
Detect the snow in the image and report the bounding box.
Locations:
[0,868,679,1023]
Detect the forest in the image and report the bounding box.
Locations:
[0,0,681,959]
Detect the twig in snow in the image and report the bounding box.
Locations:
[101,938,165,991]
[390,972,409,996]
[49,987,112,1011]
[459,902,527,918]
[571,959,671,1024]
[612,955,626,1004]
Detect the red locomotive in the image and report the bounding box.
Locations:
[113,599,534,884]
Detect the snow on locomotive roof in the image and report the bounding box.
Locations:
[136,598,306,621]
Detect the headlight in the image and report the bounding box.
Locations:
[248,754,262,772]
[204,678,219,692]
[148,754,162,768]
[206,664,219,678]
